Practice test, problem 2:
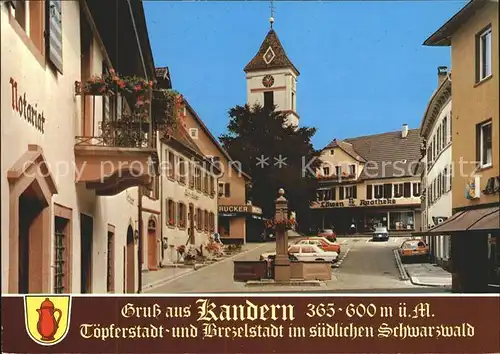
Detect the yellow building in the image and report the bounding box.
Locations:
[423,0,499,292]
[311,125,423,235]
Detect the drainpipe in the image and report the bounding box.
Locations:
[137,187,143,293]
[126,0,148,80]
[127,0,149,294]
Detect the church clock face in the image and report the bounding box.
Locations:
[262,75,275,88]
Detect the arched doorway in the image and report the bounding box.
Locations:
[147,217,158,270]
[126,225,135,293]
[8,145,57,293]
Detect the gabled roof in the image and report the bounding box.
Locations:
[324,140,366,163]
[155,67,172,89]
[423,0,488,46]
[183,100,252,181]
[244,29,299,76]
[323,128,424,180]
[161,127,221,174]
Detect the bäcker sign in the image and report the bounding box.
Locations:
[218,205,262,215]
[311,199,397,209]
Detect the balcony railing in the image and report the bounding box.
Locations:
[74,73,155,149]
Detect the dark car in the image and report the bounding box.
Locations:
[372,227,389,241]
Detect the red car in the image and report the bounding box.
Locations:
[318,229,336,242]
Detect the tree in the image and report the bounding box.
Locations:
[219,104,322,229]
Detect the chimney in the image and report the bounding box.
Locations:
[437,66,448,86]
[402,124,408,139]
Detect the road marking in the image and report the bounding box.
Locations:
[144,243,270,292]
[332,247,351,269]
[365,238,371,243]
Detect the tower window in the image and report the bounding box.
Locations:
[291,92,295,111]
[263,91,274,110]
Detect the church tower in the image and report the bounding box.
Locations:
[243,17,300,127]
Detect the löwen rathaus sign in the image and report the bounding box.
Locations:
[310,198,403,209]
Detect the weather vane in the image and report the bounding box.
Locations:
[269,0,275,28]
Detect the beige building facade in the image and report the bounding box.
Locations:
[159,128,219,264]
[1,0,159,294]
[311,126,422,234]
[181,101,263,243]
[423,0,499,292]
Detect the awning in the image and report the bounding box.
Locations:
[412,206,500,236]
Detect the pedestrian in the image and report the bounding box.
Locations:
[350,222,356,235]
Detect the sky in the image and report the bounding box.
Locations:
[144,1,467,149]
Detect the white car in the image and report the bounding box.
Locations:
[260,244,338,263]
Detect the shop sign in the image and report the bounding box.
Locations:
[218,205,262,215]
[9,77,46,133]
[185,190,199,200]
[311,199,397,209]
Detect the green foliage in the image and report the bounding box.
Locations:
[219,104,322,222]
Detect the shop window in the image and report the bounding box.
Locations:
[179,157,186,184]
[389,211,414,231]
[167,199,175,226]
[477,120,492,168]
[365,212,388,230]
[106,230,114,293]
[374,185,384,199]
[394,183,404,198]
[54,216,69,294]
[218,217,230,237]
[412,182,421,197]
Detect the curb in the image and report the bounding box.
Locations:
[393,249,410,281]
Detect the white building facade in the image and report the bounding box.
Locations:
[420,67,452,267]
[1,0,159,294]
[244,26,299,127]
[160,133,219,264]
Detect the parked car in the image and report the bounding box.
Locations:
[261,244,338,263]
[372,226,389,241]
[293,238,341,254]
[318,229,337,242]
[399,239,429,263]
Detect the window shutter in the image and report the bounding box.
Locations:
[383,184,392,199]
[476,124,481,166]
[47,0,63,73]
[353,185,357,199]
[224,183,230,197]
[366,185,372,200]
[339,187,344,200]
[331,187,336,201]
[403,182,411,198]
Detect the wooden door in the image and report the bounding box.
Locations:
[147,230,157,269]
